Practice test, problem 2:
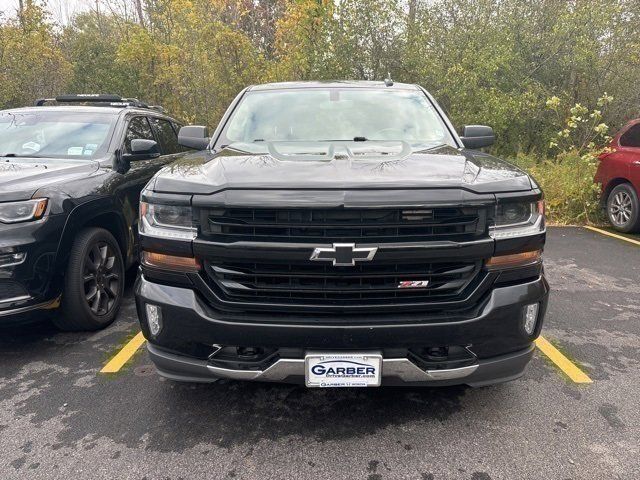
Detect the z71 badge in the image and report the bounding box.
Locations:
[397,280,429,289]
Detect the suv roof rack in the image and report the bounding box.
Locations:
[34,94,164,112]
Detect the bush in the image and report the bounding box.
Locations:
[510,152,603,225]
[506,94,613,225]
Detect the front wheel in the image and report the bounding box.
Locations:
[607,183,640,233]
[54,227,125,331]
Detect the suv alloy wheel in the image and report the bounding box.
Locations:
[54,228,125,331]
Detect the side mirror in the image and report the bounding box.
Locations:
[123,139,161,161]
[460,125,495,149]
[178,125,210,150]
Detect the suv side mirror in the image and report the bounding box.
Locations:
[460,125,495,149]
[123,139,161,161]
[178,125,210,150]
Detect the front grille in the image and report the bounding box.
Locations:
[203,259,484,310]
[201,207,485,242]
[0,281,28,301]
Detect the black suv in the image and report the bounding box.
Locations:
[0,94,186,330]
[136,81,549,387]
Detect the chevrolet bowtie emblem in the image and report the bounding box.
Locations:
[310,243,378,266]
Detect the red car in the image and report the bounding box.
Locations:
[595,119,640,232]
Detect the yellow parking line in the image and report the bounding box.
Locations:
[584,226,640,246]
[100,331,146,373]
[535,336,592,384]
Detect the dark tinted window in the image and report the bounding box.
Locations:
[150,117,181,154]
[124,116,154,153]
[620,124,640,148]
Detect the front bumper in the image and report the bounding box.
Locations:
[136,272,549,386]
[0,214,66,319]
[148,341,535,387]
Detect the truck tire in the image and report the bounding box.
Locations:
[54,227,125,331]
[607,183,640,233]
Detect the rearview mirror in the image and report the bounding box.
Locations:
[123,139,161,161]
[460,125,495,149]
[178,125,210,150]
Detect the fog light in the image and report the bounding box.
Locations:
[145,304,162,336]
[524,303,539,335]
[0,252,26,268]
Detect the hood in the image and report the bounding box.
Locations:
[152,143,533,196]
[0,157,100,201]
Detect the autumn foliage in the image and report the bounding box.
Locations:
[2,0,640,223]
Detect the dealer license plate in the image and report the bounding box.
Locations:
[305,353,382,387]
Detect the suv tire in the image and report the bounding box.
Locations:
[607,183,640,233]
[54,227,125,331]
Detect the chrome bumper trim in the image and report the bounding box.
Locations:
[0,296,60,316]
[0,295,30,304]
[208,359,305,381]
[382,358,478,381]
[206,357,478,382]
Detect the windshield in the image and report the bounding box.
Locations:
[0,111,116,160]
[221,88,456,148]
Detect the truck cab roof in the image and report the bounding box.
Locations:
[248,80,420,91]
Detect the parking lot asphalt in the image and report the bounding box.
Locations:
[1,227,639,480]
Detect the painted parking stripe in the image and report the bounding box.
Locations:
[100,331,146,373]
[584,226,640,246]
[535,335,592,384]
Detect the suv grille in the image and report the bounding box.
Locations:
[203,259,483,310]
[201,207,484,242]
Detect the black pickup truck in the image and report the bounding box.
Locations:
[136,81,549,387]
[0,95,185,330]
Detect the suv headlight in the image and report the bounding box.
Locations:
[0,198,48,224]
[139,201,196,240]
[489,200,545,239]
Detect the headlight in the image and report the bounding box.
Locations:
[139,201,196,240]
[0,198,48,224]
[489,200,545,239]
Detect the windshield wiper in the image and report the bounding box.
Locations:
[0,153,18,157]
[311,138,370,142]
[251,138,372,143]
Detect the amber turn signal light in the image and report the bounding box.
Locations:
[141,251,201,272]
[33,198,48,219]
[485,250,542,269]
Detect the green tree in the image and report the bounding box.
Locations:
[0,1,71,108]
[116,0,266,124]
[61,11,141,96]
[272,0,337,80]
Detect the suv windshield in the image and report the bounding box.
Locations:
[0,111,116,160]
[221,88,456,148]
